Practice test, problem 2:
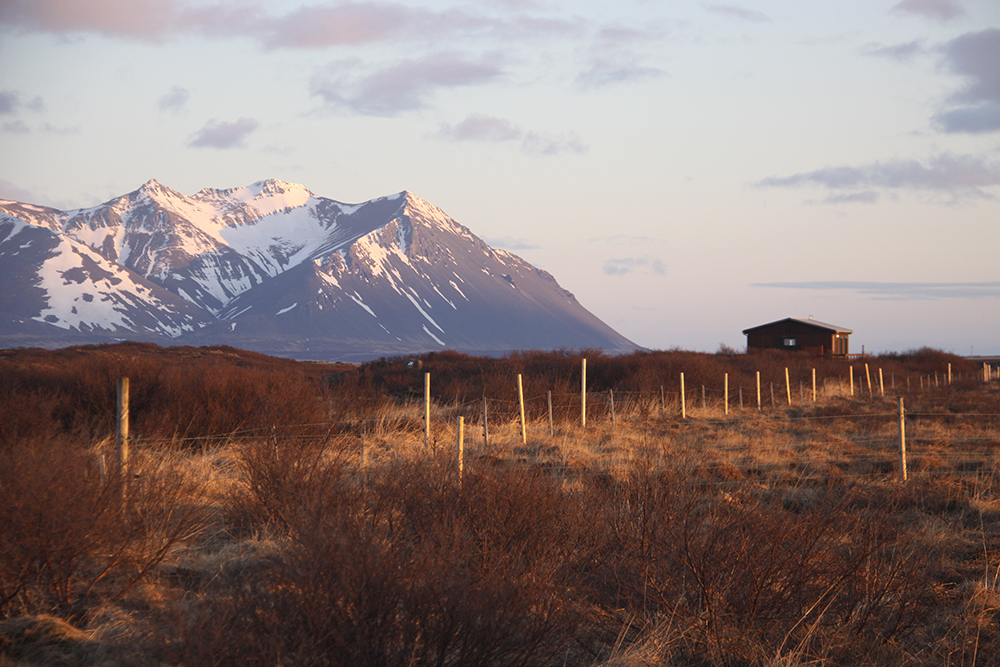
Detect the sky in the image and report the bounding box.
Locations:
[1,0,999,355]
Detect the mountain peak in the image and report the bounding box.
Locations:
[249,179,313,199]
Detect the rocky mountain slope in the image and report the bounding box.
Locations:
[0,180,637,359]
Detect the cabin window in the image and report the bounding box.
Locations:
[783,338,797,347]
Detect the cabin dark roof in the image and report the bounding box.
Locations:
[742,317,853,335]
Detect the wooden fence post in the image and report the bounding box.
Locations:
[756,371,761,411]
[482,397,489,451]
[547,391,554,437]
[739,385,743,409]
[770,382,775,407]
[701,385,706,410]
[784,368,791,406]
[948,363,952,385]
[581,358,587,429]
[518,373,526,445]
[724,373,729,416]
[879,368,885,397]
[424,372,431,452]
[609,389,615,426]
[811,369,816,402]
[680,372,686,419]
[864,363,872,397]
[897,397,907,482]
[117,377,129,476]
[660,385,665,417]
[850,367,854,396]
[456,416,464,482]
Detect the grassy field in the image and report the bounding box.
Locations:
[1,343,999,666]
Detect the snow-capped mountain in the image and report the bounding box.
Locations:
[0,180,638,359]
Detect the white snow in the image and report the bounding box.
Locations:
[431,284,457,309]
[348,292,377,318]
[422,324,446,346]
[449,280,469,301]
[276,302,298,315]
[402,290,444,332]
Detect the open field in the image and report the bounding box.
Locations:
[2,343,1000,666]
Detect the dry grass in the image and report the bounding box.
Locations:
[1,344,999,666]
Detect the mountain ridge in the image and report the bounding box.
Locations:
[0,180,638,360]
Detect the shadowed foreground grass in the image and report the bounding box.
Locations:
[1,343,999,666]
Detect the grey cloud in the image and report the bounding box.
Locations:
[26,96,44,112]
[934,102,1000,134]
[256,3,450,49]
[520,131,586,156]
[863,40,926,61]
[437,114,586,156]
[312,54,503,116]
[0,0,182,39]
[603,257,666,277]
[0,178,41,202]
[756,152,1000,198]
[0,0,581,48]
[437,115,523,143]
[481,236,539,250]
[704,4,770,22]
[0,91,18,114]
[934,28,1000,134]
[158,86,190,112]
[576,59,666,88]
[754,281,1000,300]
[1,120,30,134]
[890,0,965,22]
[40,123,79,135]
[815,191,881,205]
[188,117,259,148]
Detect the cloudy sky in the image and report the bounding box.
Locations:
[1,0,998,354]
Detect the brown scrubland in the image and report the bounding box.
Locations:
[1,342,999,666]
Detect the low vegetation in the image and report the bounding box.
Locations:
[1,342,998,666]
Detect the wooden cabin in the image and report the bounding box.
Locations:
[743,318,852,357]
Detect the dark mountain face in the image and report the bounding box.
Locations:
[0,180,638,360]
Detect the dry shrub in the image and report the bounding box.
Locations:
[0,438,204,620]
[589,470,931,665]
[177,452,600,666]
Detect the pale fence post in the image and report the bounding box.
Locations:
[948,363,952,385]
[117,377,130,477]
[850,367,855,396]
[581,358,587,429]
[609,389,615,426]
[811,369,816,402]
[456,416,464,483]
[739,385,743,409]
[879,368,885,397]
[756,371,761,411]
[701,385,706,410]
[424,372,431,452]
[784,368,791,406]
[724,373,729,416]
[517,373,526,445]
[680,372,686,419]
[547,391,554,437]
[865,363,872,397]
[897,397,907,482]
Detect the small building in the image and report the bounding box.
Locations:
[743,317,852,357]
